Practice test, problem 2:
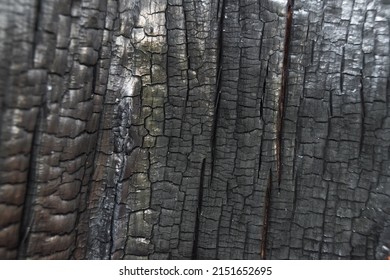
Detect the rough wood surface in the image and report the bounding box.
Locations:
[0,0,389,259]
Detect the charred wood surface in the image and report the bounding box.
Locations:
[0,0,389,259]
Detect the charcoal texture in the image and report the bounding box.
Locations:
[0,0,389,259]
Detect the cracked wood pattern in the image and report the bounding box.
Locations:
[0,0,389,259]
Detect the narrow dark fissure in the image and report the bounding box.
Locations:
[359,69,366,156]
[91,63,98,98]
[210,0,226,181]
[277,0,294,187]
[17,0,44,257]
[192,158,206,259]
[17,109,42,259]
[340,46,345,93]
[31,0,42,64]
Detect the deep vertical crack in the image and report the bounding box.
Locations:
[340,46,345,93]
[276,0,294,188]
[17,0,43,258]
[17,106,42,259]
[183,3,191,108]
[31,0,42,65]
[210,0,225,181]
[359,69,366,156]
[192,158,206,259]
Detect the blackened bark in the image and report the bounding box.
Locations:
[0,0,389,260]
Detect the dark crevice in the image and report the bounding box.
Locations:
[192,158,206,259]
[210,0,225,181]
[31,0,42,65]
[91,63,98,95]
[276,0,294,188]
[291,139,300,214]
[183,4,191,108]
[263,61,269,96]
[310,40,315,64]
[260,98,264,119]
[340,46,345,92]
[260,168,272,260]
[261,59,269,122]
[17,109,41,259]
[359,69,366,156]
[305,21,310,41]
[17,0,44,256]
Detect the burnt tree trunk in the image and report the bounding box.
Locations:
[0,0,389,260]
